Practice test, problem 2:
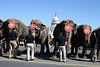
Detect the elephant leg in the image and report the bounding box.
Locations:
[66,45,69,59]
[34,43,36,53]
[52,47,58,58]
[40,44,44,54]
[97,45,100,59]
[74,46,79,58]
[82,45,87,59]
[3,42,6,53]
[71,45,75,56]
[6,38,10,53]
[52,43,58,58]
[45,43,50,53]
[45,37,50,53]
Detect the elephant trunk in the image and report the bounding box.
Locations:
[65,32,72,45]
[85,34,90,46]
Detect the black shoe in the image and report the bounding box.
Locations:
[26,59,29,61]
[59,60,62,62]
[13,57,17,59]
[31,59,34,61]
[0,55,3,56]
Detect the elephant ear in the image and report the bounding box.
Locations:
[39,24,46,31]
[53,23,63,38]
[72,23,77,34]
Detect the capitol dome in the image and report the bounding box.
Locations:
[51,13,59,27]
[48,13,59,38]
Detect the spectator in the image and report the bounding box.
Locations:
[9,28,19,58]
[25,29,35,61]
[0,30,5,56]
[57,32,66,62]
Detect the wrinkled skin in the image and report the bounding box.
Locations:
[90,27,100,59]
[71,25,92,58]
[52,20,77,58]
[1,19,29,52]
[30,19,50,54]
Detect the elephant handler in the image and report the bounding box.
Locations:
[57,32,66,62]
[9,28,19,58]
[0,30,5,56]
[25,29,35,61]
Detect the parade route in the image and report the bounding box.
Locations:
[0,45,100,67]
[0,52,100,67]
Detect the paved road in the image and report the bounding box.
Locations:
[0,60,88,67]
[0,45,100,67]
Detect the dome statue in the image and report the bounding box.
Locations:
[51,13,59,27]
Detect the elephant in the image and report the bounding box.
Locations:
[71,25,92,59]
[1,19,29,52]
[90,27,100,61]
[52,20,77,58]
[30,19,50,54]
[0,19,3,28]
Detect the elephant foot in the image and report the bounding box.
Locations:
[70,55,74,57]
[40,51,44,54]
[46,51,50,54]
[17,50,21,56]
[40,53,44,57]
[83,56,87,59]
[91,57,97,63]
[74,55,79,58]
[70,53,74,57]
[51,55,57,59]
[97,56,100,60]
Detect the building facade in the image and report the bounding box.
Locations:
[48,14,60,38]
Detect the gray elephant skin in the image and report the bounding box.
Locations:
[30,19,50,54]
[71,25,92,59]
[52,20,77,58]
[1,19,29,52]
[90,27,100,59]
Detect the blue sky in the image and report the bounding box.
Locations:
[0,0,100,30]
